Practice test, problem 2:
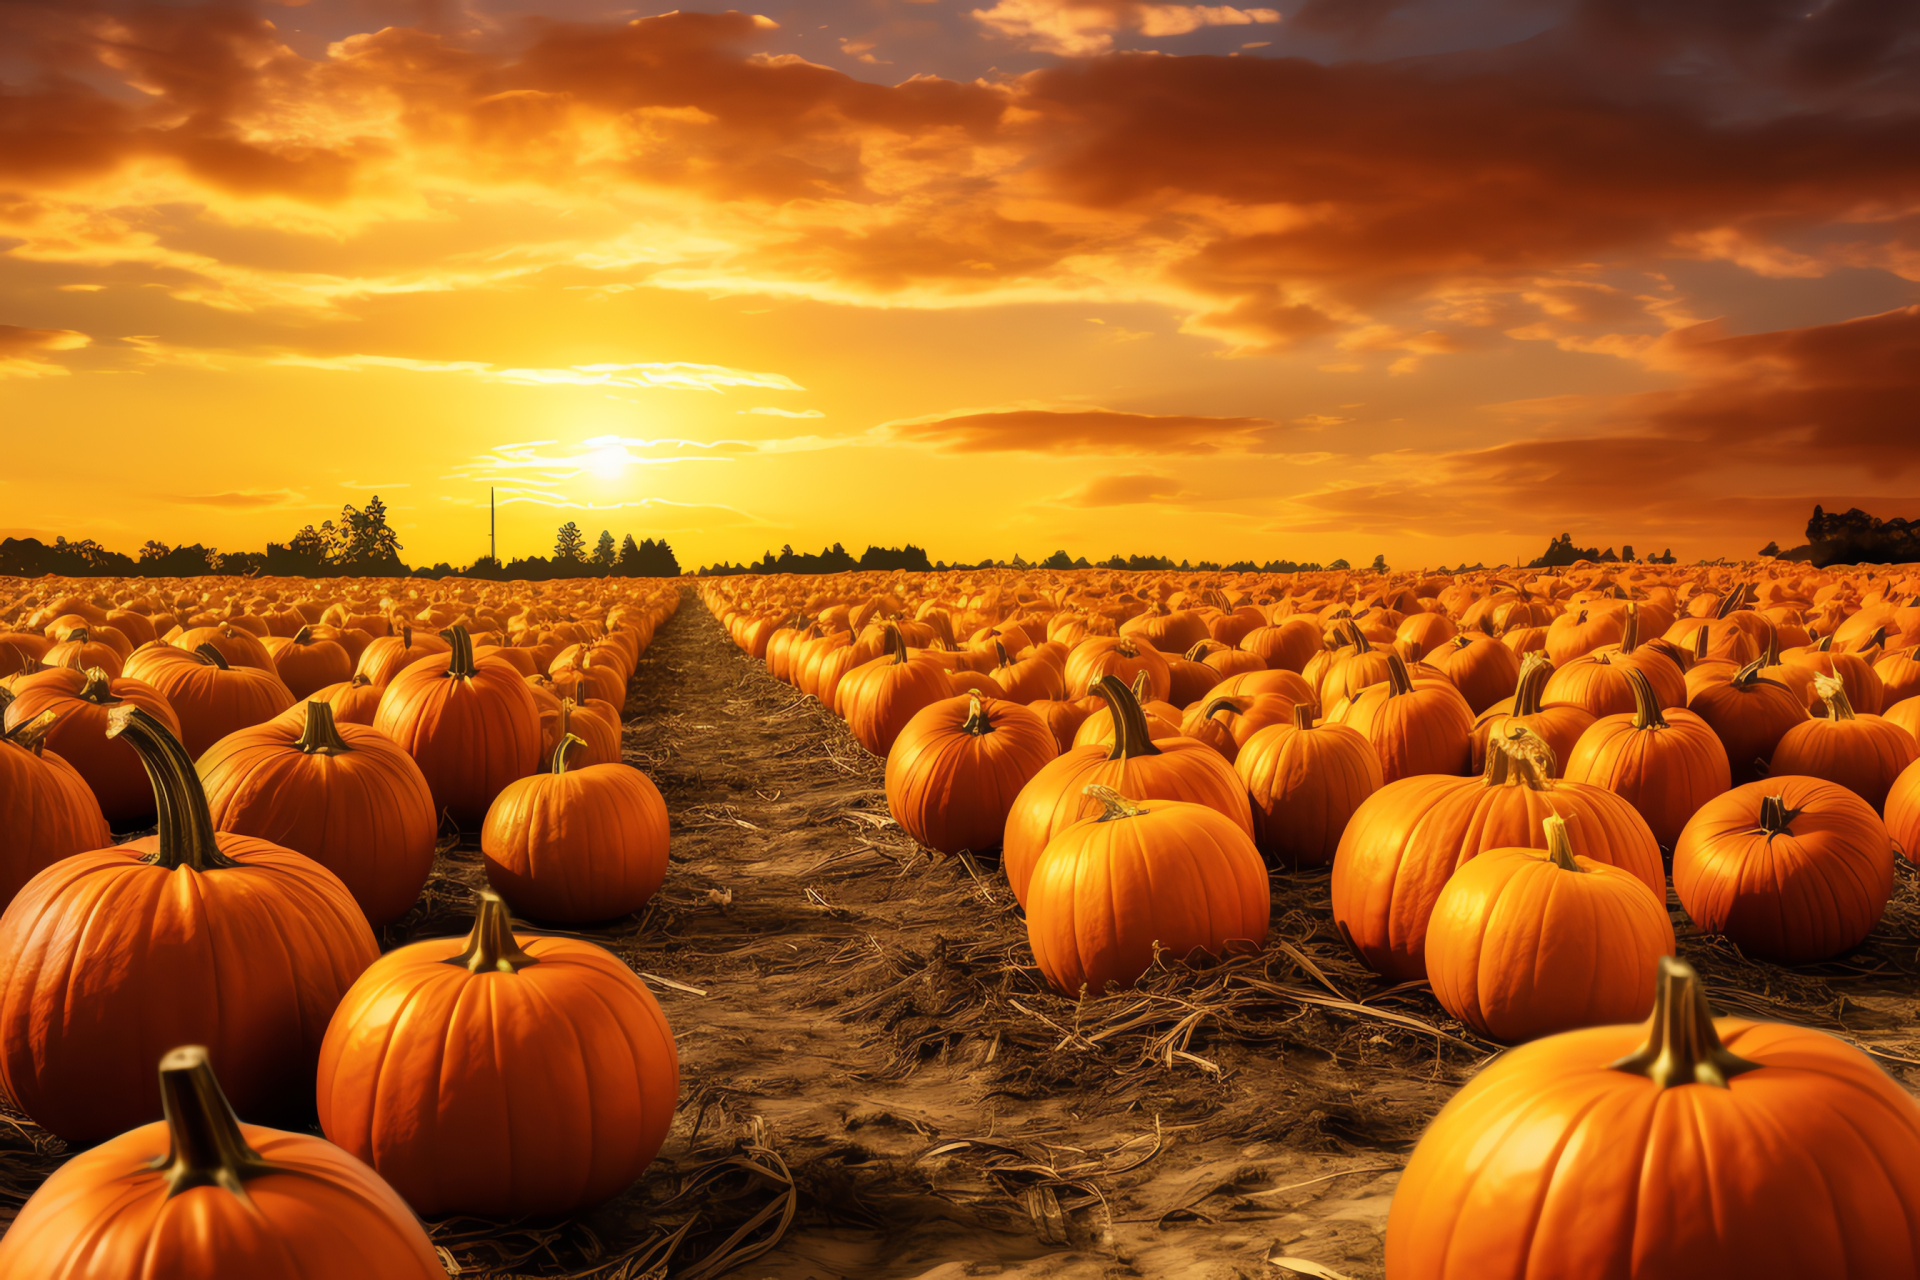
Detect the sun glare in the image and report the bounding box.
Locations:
[584,445,628,480]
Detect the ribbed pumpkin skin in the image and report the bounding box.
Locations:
[1331,765,1664,982]
[1771,713,1918,813]
[1239,618,1324,673]
[1063,637,1171,703]
[1201,667,1317,708]
[1386,1017,1920,1279]
[1030,698,1096,754]
[885,695,1058,854]
[1425,635,1522,714]
[4,670,184,823]
[1890,758,1920,863]
[285,674,384,726]
[1673,777,1893,963]
[0,736,110,908]
[373,650,541,828]
[126,650,295,759]
[844,653,954,756]
[481,763,670,921]
[262,633,353,700]
[0,1115,445,1280]
[1003,738,1253,904]
[0,841,377,1142]
[1235,719,1382,868]
[1424,845,1674,1041]
[1026,799,1270,996]
[1688,670,1809,786]
[178,624,276,673]
[1564,689,1732,851]
[355,630,449,689]
[1543,649,1687,717]
[316,932,679,1215]
[1331,669,1475,783]
[198,717,438,926]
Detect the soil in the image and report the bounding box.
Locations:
[9,592,1920,1280]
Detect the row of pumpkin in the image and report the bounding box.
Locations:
[0,577,685,1276]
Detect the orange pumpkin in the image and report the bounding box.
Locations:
[1178,692,1296,763]
[1673,777,1893,962]
[1425,815,1675,1042]
[177,622,276,673]
[1074,671,1184,748]
[1388,957,1920,1279]
[1889,757,1920,863]
[291,671,384,726]
[4,665,179,828]
[1001,674,1252,902]
[1769,673,1919,812]
[1470,651,1594,777]
[1541,604,1687,716]
[261,625,353,700]
[1063,635,1171,703]
[354,624,450,689]
[125,643,296,759]
[198,701,437,926]
[885,692,1058,855]
[1239,616,1324,673]
[0,1046,444,1280]
[1563,666,1731,850]
[42,625,126,679]
[1328,652,1475,783]
[316,893,679,1215]
[0,709,111,909]
[481,733,670,922]
[1687,658,1809,786]
[842,625,955,755]
[0,707,376,1143]
[1235,703,1382,869]
[1425,632,1523,715]
[1026,786,1269,996]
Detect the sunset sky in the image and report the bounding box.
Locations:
[2,0,1917,570]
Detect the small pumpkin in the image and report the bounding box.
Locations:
[1425,633,1523,715]
[1178,692,1297,763]
[885,692,1058,855]
[1328,651,1475,783]
[354,623,450,688]
[3,665,180,828]
[261,625,353,700]
[1026,785,1269,996]
[1063,635,1172,703]
[1769,673,1919,812]
[1234,702,1382,869]
[293,671,384,726]
[842,624,956,755]
[0,1045,444,1280]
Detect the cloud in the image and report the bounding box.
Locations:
[0,324,89,378]
[885,405,1285,454]
[739,407,825,418]
[1059,472,1194,505]
[273,353,804,393]
[973,1,1281,56]
[488,492,770,528]
[448,436,755,490]
[171,490,305,508]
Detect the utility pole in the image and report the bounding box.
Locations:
[490,487,496,566]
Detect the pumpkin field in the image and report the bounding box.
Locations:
[3,564,1920,1278]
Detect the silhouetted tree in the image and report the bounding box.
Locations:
[554,521,586,563]
[593,530,616,569]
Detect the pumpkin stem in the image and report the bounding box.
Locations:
[1813,673,1856,721]
[442,625,477,679]
[995,640,1013,670]
[1291,702,1315,731]
[1512,652,1552,716]
[1626,667,1668,730]
[1092,673,1163,760]
[1728,657,1772,690]
[1608,956,1759,1089]
[3,708,58,756]
[401,623,415,651]
[64,625,90,644]
[1349,623,1372,654]
[1083,783,1150,822]
[1183,639,1215,662]
[1757,794,1804,838]
[1693,625,1708,660]
[1619,603,1640,654]
[1542,814,1584,872]
[1491,725,1556,790]
[551,728,585,775]
[79,666,122,706]
[193,643,231,671]
[961,692,993,736]
[292,624,312,645]
[1817,633,1834,653]
[1203,696,1244,721]
[106,705,237,872]
[294,701,352,756]
[153,1046,281,1200]
[1383,652,1414,698]
[444,891,540,973]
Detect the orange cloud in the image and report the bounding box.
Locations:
[972,1,1280,56]
[0,323,89,377]
[1059,472,1194,505]
[886,406,1284,454]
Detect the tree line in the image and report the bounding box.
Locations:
[0,498,682,579]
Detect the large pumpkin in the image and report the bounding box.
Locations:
[1026,786,1269,996]
[3,665,178,829]
[0,1046,444,1280]
[1769,673,1919,812]
[0,707,377,1142]
[1673,777,1893,963]
[481,733,670,922]
[842,624,956,755]
[1889,757,1920,863]
[1002,674,1253,903]
[1331,729,1664,982]
[1425,815,1675,1042]
[885,692,1058,854]
[373,624,541,828]
[1687,658,1810,786]
[1425,632,1522,715]
[1469,651,1593,777]
[198,700,437,926]
[1234,702,1382,869]
[125,642,295,758]
[261,625,353,700]
[1563,665,1732,850]
[1063,635,1171,703]
[1387,957,1920,1279]
[1328,651,1475,782]
[0,708,111,909]
[316,892,679,1215]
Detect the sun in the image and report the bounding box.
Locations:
[583,444,627,480]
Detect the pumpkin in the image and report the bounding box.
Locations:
[1163,641,1220,708]
[885,692,1058,855]
[1026,785,1270,996]
[261,625,353,700]
[1002,673,1253,904]
[3,664,180,828]
[125,642,296,759]
[177,623,277,673]
[539,694,622,767]
[1064,634,1172,703]
[0,709,112,909]
[1387,957,1920,1280]
[842,625,956,755]
[1542,604,1687,716]
[1178,692,1296,763]
[1074,670,1184,748]
[1873,644,1920,708]
[1889,758,1920,863]
[1687,658,1809,786]
[1235,702,1382,869]
[1469,651,1594,777]
[355,624,451,688]
[0,1045,444,1280]
[373,624,541,828]
[1331,729,1664,982]
[43,625,126,678]
[1673,777,1894,962]
[1328,651,1475,783]
[1426,633,1524,714]
[1563,666,1731,850]
[293,671,384,726]
[1239,616,1324,672]
[1781,631,1887,713]
[0,706,376,1143]
[991,638,1070,704]
[1425,814,1675,1042]
[1769,673,1919,812]
[316,892,679,1215]
[198,700,437,927]
[1199,666,1317,708]
[1395,610,1457,661]
[481,733,670,922]
[1187,637,1267,681]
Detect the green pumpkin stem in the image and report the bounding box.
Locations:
[1609,957,1759,1089]
[1383,652,1414,698]
[1757,794,1804,838]
[1626,667,1668,731]
[1542,815,1583,872]
[294,701,351,756]
[1083,783,1149,822]
[961,692,993,736]
[446,891,540,973]
[106,705,237,872]
[80,666,122,706]
[154,1046,281,1199]
[441,625,477,679]
[1511,652,1552,716]
[1091,673,1162,761]
[552,726,584,775]
[3,708,59,756]
[193,643,231,671]
[1291,702,1315,731]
